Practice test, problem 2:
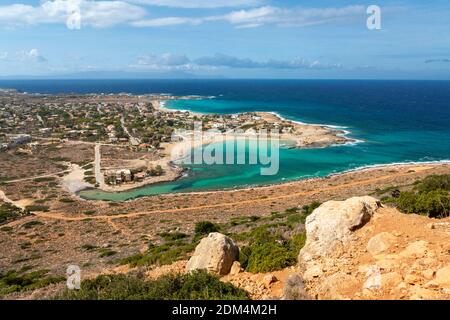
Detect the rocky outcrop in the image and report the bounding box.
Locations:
[186,232,239,275]
[296,196,450,300]
[299,196,381,270]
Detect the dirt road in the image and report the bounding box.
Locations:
[94,144,104,188]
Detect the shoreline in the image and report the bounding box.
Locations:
[78,160,450,201]
[76,96,445,200]
[79,97,355,195]
[156,98,356,147]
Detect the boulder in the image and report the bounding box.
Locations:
[299,196,381,264]
[229,261,243,275]
[367,232,397,255]
[186,232,239,275]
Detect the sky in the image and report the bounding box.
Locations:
[0,0,449,79]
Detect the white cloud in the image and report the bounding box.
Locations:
[133,5,366,28]
[195,53,341,69]
[132,16,202,27]
[131,52,341,71]
[0,49,47,63]
[137,53,191,66]
[425,59,450,64]
[127,0,263,9]
[220,5,366,28]
[19,48,48,62]
[0,0,147,28]
[0,2,366,29]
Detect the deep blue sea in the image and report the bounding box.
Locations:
[1,79,449,201]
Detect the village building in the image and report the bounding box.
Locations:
[6,134,31,148]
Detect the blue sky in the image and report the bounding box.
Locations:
[0,0,449,79]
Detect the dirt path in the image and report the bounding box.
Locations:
[21,165,432,223]
[94,144,105,188]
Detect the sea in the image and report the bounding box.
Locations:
[1,79,449,201]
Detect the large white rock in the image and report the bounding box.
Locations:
[299,196,381,264]
[186,232,239,275]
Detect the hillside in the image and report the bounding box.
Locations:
[298,198,450,299]
[79,197,450,300]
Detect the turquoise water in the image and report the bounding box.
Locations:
[1,80,448,201]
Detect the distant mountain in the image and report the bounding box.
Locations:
[0,70,226,80]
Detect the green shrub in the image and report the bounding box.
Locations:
[22,220,44,229]
[120,241,196,267]
[25,205,49,212]
[395,191,418,214]
[0,268,64,297]
[81,244,97,251]
[246,242,296,273]
[83,176,96,184]
[98,248,117,258]
[287,214,304,225]
[414,174,450,193]
[415,190,450,218]
[0,203,28,224]
[194,221,220,239]
[55,270,248,300]
[158,232,188,241]
[289,232,307,253]
[301,201,321,216]
[238,225,306,273]
[374,186,398,196]
[238,246,252,270]
[82,163,94,170]
[391,175,450,218]
[50,157,70,162]
[33,177,55,183]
